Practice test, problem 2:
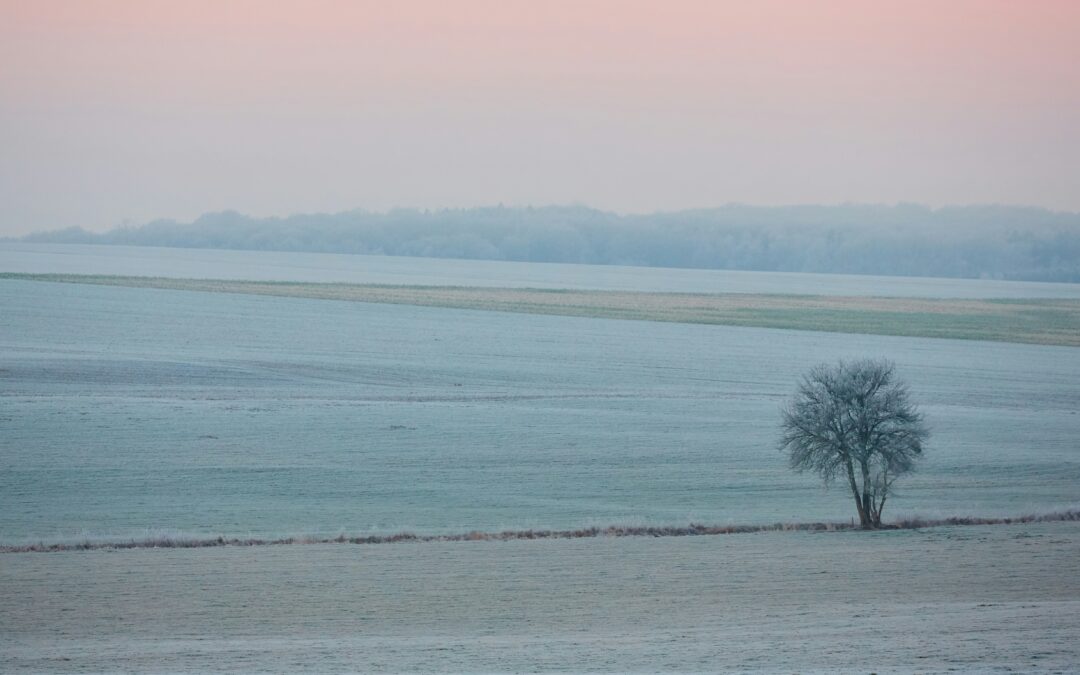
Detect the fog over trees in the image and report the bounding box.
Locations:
[18,204,1080,282]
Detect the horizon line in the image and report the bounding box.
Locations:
[13,200,1080,237]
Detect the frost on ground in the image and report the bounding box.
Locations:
[7,273,1080,345]
[2,521,1078,673]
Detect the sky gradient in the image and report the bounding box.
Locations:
[2,0,1079,235]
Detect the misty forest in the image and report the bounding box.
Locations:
[20,204,1080,282]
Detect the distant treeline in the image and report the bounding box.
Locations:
[19,204,1080,282]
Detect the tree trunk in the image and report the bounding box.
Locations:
[873,493,887,528]
[844,459,870,527]
[858,458,876,529]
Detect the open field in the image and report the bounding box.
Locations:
[4,277,1079,542]
[8,242,1080,298]
[3,260,1080,673]
[5,272,1080,346]
[3,521,1078,672]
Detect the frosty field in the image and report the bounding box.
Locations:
[6,272,1080,346]
[2,275,1078,543]
[2,247,1079,672]
[7,241,1080,298]
[3,522,1079,672]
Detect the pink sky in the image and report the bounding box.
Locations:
[2,0,1079,233]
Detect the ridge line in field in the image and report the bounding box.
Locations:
[4,510,1078,553]
[3,272,1080,346]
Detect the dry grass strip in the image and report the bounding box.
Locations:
[4,273,1080,346]
[4,510,1078,553]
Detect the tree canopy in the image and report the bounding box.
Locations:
[779,359,929,528]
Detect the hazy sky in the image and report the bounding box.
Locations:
[2,0,1079,235]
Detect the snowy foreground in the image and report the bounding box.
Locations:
[3,521,1078,673]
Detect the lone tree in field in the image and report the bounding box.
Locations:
[779,359,928,529]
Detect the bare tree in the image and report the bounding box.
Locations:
[779,359,928,528]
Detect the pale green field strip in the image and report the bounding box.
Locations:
[4,272,1080,346]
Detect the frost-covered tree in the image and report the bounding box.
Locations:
[779,359,928,528]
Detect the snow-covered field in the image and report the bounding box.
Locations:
[3,247,1078,672]
[4,278,1080,543]
[3,521,1078,672]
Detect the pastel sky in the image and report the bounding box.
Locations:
[2,0,1078,235]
